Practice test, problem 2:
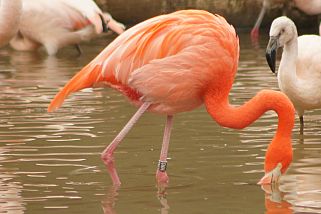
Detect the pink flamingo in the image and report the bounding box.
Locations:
[293,0,321,35]
[251,0,321,43]
[48,10,295,186]
[0,0,22,47]
[9,0,125,55]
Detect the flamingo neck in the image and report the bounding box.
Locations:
[278,29,299,94]
[0,0,22,47]
[204,88,295,172]
[253,0,269,29]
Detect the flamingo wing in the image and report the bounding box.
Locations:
[48,10,239,113]
[58,0,104,33]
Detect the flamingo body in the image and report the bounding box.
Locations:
[49,10,232,115]
[58,0,106,34]
[6,0,125,55]
[10,0,103,55]
[0,0,22,47]
[49,10,295,186]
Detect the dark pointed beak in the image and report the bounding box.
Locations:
[265,36,279,73]
[99,14,109,33]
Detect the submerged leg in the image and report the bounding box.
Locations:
[101,102,151,185]
[75,44,82,55]
[156,115,174,187]
[299,116,304,136]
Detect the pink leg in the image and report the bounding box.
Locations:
[101,102,151,186]
[156,115,174,188]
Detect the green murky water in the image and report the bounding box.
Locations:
[1,32,321,214]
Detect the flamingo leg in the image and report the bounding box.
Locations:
[251,0,268,44]
[101,102,151,185]
[299,116,304,135]
[156,115,174,187]
[75,44,82,55]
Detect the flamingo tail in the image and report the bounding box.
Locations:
[48,64,103,112]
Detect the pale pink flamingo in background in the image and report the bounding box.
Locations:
[266,16,321,135]
[251,0,287,43]
[251,0,321,43]
[57,0,125,35]
[48,10,295,187]
[8,0,125,55]
[0,0,22,47]
[293,0,321,35]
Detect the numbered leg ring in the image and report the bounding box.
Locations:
[158,160,167,172]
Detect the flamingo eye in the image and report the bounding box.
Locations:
[277,28,285,37]
[280,28,285,35]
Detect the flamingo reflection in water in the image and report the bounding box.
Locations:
[262,184,293,214]
[101,186,169,214]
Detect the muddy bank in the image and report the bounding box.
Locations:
[97,0,317,29]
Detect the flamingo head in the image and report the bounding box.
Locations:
[258,163,283,185]
[266,16,297,73]
[258,138,293,185]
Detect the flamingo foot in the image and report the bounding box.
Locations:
[156,170,169,184]
[156,170,169,194]
[250,27,260,45]
[101,153,121,186]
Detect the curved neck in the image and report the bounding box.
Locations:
[204,88,295,172]
[253,0,268,29]
[278,30,299,91]
[0,0,22,47]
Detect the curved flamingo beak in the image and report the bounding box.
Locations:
[99,14,109,33]
[265,36,279,73]
[258,163,282,185]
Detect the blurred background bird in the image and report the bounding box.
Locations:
[266,16,321,135]
[251,0,321,43]
[0,0,125,55]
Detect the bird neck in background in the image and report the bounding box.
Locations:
[253,1,267,29]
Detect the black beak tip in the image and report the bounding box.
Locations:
[99,14,109,33]
[265,50,276,74]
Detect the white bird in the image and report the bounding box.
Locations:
[251,0,321,43]
[0,0,22,47]
[4,0,125,55]
[265,16,321,134]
